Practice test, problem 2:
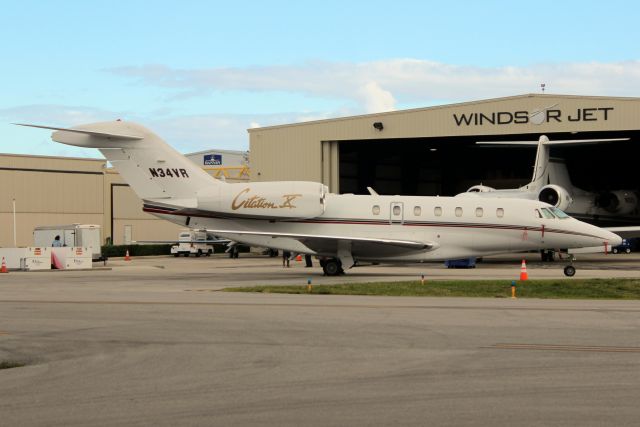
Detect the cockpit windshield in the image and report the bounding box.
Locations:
[540,208,556,219]
[549,206,570,219]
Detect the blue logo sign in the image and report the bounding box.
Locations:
[204,154,222,165]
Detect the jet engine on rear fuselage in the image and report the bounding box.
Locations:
[197,181,328,219]
[595,190,638,215]
[538,184,573,211]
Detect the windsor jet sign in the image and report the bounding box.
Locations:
[453,106,614,127]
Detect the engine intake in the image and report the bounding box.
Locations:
[595,190,638,215]
[538,185,573,211]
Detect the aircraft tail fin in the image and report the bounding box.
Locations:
[477,135,630,188]
[16,121,223,204]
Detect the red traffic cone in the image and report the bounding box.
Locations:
[296,254,302,262]
[125,250,131,261]
[519,259,528,281]
[1,257,7,273]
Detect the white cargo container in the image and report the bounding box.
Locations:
[33,224,105,261]
[0,247,51,271]
[51,247,93,270]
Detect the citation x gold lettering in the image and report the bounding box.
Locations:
[231,188,302,210]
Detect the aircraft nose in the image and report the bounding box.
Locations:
[606,231,623,247]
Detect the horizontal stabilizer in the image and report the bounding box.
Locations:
[14,123,144,141]
[477,137,629,146]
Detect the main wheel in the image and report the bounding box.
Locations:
[207,249,213,257]
[323,259,342,276]
[196,249,202,257]
[564,265,576,277]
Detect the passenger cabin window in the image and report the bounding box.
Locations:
[534,209,542,218]
[549,207,570,219]
[540,208,556,219]
[475,207,483,217]
[414,206,422,216]
[372,205,380,215]
[393,205,401,216]
[496,208,504,218]
[434,207,442,217]
[455,207,463,217]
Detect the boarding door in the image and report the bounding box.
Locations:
[390,202,404,224]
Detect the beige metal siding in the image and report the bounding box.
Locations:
[109,179,184,245]
[0,155,107,247]
[112,219,182,246]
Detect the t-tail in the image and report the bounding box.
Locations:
[16,121,224,209]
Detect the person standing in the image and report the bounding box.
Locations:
[282,251,290,268]
[52,235,62,247]
[305,254,313,268]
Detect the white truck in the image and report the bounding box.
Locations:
[171,230,215,257]
[33,224,105,262]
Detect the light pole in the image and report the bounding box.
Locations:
[12,198,17,247]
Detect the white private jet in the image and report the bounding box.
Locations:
[18,121,622,276]
[457,135,637,221]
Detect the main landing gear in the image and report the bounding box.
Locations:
[563,254,576,277]
[320,258,344,276]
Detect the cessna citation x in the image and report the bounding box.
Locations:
[18,121,622,277]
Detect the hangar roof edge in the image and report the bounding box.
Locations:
[247,93,640,133]
[0,152,107,162]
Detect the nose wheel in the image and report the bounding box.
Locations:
[563,265,576,277]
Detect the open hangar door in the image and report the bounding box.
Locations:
[338,130,640,225]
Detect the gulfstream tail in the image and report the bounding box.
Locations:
[18,121,622,276]
[458,135,637,221]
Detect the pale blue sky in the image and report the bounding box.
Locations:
[1,0,639,157]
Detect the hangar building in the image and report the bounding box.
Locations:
[0,149,248,247]
[249,94,640,208]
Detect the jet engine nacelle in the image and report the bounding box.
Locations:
[467,185,496,193]
[595,190,638,215]
[198,181,328,219]
[538,185,573,211]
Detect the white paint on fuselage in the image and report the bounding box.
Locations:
[154,193,620,263]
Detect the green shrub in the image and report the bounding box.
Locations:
[101,244,173,257]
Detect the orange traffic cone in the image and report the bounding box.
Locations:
[296,254,302,262]
[1,257,7,273]
[125,250,131,261]
[519,259,528,281]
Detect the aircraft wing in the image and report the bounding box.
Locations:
[204,229,436,254]
[134,239,230,244]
